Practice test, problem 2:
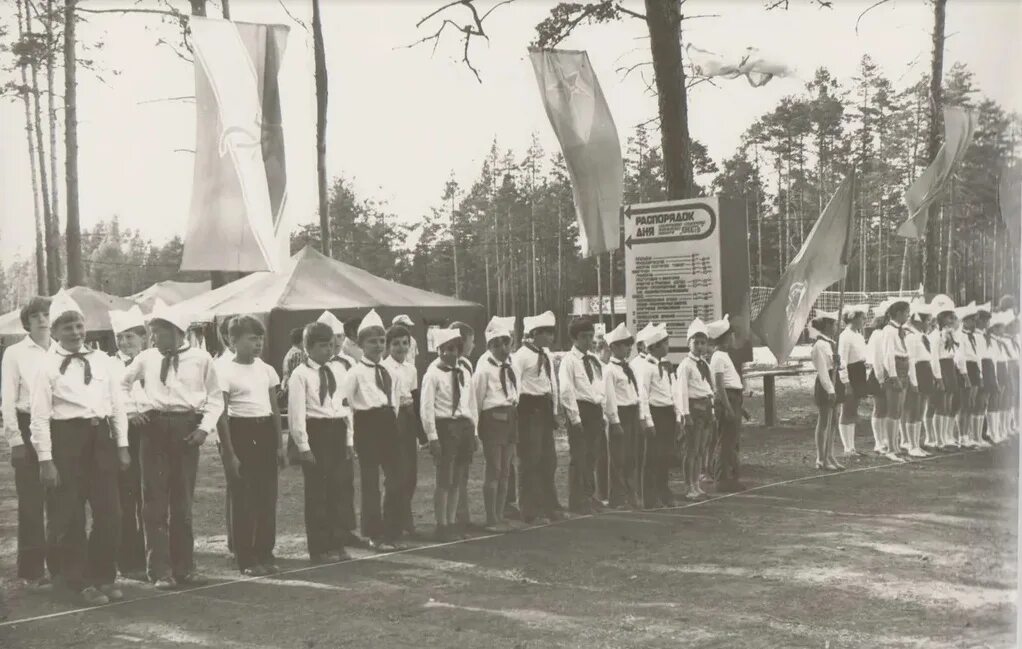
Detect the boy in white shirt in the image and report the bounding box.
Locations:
[33,294,130,606]
[121,302,223,589]
[707,315,745,493]
[603,323,648,509]
[558,318,605,515]
[391,315,419,364]
[473,324,519,531]
[337,310,402,552]
[317,311,355,370]
[288,322,357,563]
[109,306,151,581]
[674,318,714,500]
[382,323,423,538]
[449,322,480,532]
[637,324,679,508]
[512,311,561,524]
[216,316,285,576]
[3,296,54,590]
[421,329,478,541]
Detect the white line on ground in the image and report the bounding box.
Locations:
[0,448,980,629]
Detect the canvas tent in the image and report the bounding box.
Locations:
[0,286,137,353]
[172,246,485,371]
[131,279,211,312]
[0,285,136,336]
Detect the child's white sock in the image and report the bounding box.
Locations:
[871,417,885,452]
[887,419,901,454]
[838,423,854,453]
[974,415,987,444]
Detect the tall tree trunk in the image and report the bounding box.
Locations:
[644,0,692,199]
[312,0,330,259]
[64,0,83,288]
[16,0,47,295]
[922,0,946,292]
[28,9,58,292]
[45,0,62,282]
[451,193,459,298]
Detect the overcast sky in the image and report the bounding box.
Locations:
[1,0,1019,264]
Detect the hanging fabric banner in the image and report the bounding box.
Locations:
[182,16,290,272]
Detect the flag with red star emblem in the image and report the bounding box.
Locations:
[182,17,289,272]
[530,48,623,257]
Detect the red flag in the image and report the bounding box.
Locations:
[752,173,856,364]
[530,48,623,257]
[182,17,289,272]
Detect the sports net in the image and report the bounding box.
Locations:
[749,286,923,321]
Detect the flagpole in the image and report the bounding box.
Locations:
[832,168,856,392]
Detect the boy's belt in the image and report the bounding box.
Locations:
[229,415,274,424]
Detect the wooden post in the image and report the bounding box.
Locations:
[312,0,330,257]
[64,0,82,288]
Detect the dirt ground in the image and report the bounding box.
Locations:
[0,376,1017,648]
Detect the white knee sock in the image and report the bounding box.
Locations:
[899,421,911,450]
[871,417,885,452]
[839,423,854,453]
[888,419,901,453]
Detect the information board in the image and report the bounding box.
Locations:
[624,197,726,361]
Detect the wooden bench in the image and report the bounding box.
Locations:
[743,366,816,427]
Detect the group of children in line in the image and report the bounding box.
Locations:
[808,295,1019,469]
[14,287,1014,609]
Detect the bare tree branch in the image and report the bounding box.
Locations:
[410,1,514,83]
[855,0,893,35]
[616,60,652,80]
[614,3,645,21]
[137,94,195,105]
[416,0,464,28]
[76,7,183,18]
[764,0,832,9]
[680,13,720,21]
[276,0,309,33]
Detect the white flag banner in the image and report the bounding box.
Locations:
[897,106,976,239]
[182,17,290,272]
[686,44,795,87]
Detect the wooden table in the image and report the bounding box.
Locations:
[744,367,816,427]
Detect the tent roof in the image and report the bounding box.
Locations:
[131,280,211,312]
[0,285,136,335]
[175,246,480,320]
